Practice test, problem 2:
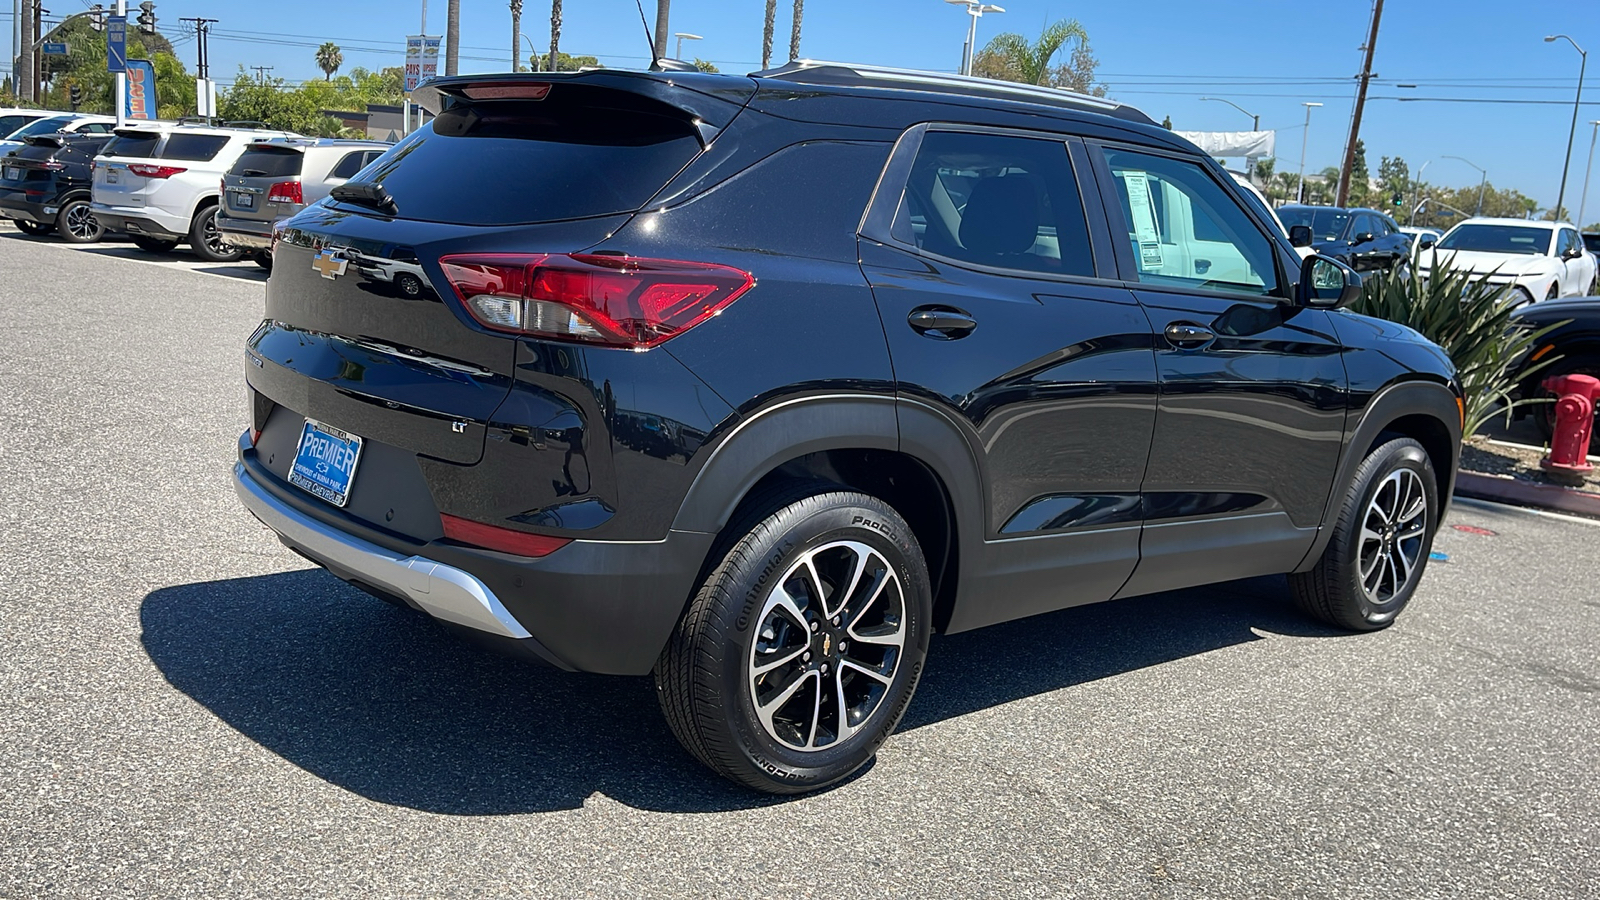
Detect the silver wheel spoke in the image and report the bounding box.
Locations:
[841,659,894,686]
[755,669,816,738]
[752,643,806,677]
[1357,468,1429,606]
[833,669,854,742]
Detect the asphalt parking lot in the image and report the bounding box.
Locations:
[2,229,1598,899]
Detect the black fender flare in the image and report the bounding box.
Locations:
[1293,378,1461,573]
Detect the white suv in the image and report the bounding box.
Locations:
[91,122,296,261]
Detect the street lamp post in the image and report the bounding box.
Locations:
[1546,34,1587,223]
[1297,101,1323,204]
[1579,120,1600,233]
[1444,155,1488,216]
[1199,97,1260,131]
[673,32,702,60]
[944,0,1004,77]
[1409,159,1432,225]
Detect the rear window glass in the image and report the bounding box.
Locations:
[343,94,701,225]
[10,116,74,140]
[104,131,161,158]
[161,133,231,161]
[0,114,44,137]
[231,147,303,178]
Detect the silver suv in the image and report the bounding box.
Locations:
[218,138,390,267]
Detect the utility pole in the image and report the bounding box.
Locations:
[18,0,32,102]
[180,17,217,117]
[1336,0,1383,207]
[445,0,459,76]
[250,65,273,81]
[31,0,42,102]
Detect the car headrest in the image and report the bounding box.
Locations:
[959,176,1040,256]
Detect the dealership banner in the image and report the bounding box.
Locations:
[124,59,156,120]
[404,35,441,93]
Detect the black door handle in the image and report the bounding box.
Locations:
[908,306,977,339]
[1164,321,1215,349]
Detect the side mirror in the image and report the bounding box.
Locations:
[1418,235,1437,250]
[1564,245,1584,260]
[1300,255,1362,309]
[1288,224,1314,248]
[1352,232,1376,246]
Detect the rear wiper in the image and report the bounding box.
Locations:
[240,168,267,176]
[330,181,398,215]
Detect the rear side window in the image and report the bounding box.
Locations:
[103,131,161,158]
[0,114,42,137]
[326,151,372,180]
[231,147,304,178]
[343,93,702,225]
[890,131,1095,277]
[161,133,231,161]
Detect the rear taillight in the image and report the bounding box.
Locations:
[128,164,187,178]
[267,181,303,204]
[438,253,754,349]
[39,161,63,171]
[440,514,571,558]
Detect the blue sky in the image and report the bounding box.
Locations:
[14,1,1600,215]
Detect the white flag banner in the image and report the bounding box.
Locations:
[1174,130,1277,159]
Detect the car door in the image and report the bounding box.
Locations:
[1347,213,1388,271]
[1089,142,1349,598]
[1558,228,1594,296]
[1374,214,1407,269]
[859,126,1158,631]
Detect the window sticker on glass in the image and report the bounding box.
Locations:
[1121,171,1164,269]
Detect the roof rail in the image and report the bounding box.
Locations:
[750,59,1154,125]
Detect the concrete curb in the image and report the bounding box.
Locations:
[1455,470,1600,518]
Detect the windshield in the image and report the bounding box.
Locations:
[1277,207,1350,242]
[1437,224,1551,255]
[0,114,44,139]
[7,116,74,140]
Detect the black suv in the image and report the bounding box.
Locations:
[1278,205,1411,273]
[234,64,1462,794]
[0,133,112,242]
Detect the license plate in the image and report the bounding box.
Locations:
[232,191,254,209]
[105,169,118,184]
[2,166,18,181]
[288,419,364,507]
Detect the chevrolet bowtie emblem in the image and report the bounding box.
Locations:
[312,248,349,280]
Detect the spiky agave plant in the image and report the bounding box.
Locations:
[1353,251,1566,439]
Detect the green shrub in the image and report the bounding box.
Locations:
[1352,253,1563,438]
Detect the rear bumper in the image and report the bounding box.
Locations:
[233,433,714,675]
[216,213,274,250]
[0,192,55,224]
[90,203,187,240]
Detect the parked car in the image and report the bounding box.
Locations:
[0,108,52,141]
[1584,232,1600,256]
[0,113,115,154]
[0,133,114,242]
[218,138,390,268]
[90,122,296,262]
[1421,218,1597,304]
[1400,226,1443,250]
[1276,204,1411,273]
[1511,296,1600,450]
[233,64,1462,795]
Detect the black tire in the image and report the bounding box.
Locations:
[656,482,932,794]
[1533,356,1600,452]
[1545,283,1560,301]
[253,253,273,271]
[189,205,243,262]
[131,235,179,254]
[14,219,53,237]
[55,198,104,244]
[1290,437,1439,631]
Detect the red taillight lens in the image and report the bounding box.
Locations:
[128,164,187,179]
[39,161,64,171]
[267,181,303,204]
[440,513,571,558]
[438,253,754,348]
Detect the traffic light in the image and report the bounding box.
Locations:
[1392,192,1404,208]
[136,1,157,34]
[69,82,83,108]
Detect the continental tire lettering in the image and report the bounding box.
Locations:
[850,515,898,543]
[735,539,794,631]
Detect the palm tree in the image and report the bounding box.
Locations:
[761,0,776,69]
[789,0,803,61]
[510,0,523,72]
[972,19,1088,87]
[549,0,563,72]
[446,0,461,76]
[654,0,671,59]
[315,42,343,81]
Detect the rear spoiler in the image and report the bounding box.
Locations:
[21,134,65,148]
[412,71,757,146]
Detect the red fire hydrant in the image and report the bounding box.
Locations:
[1540,373,1600,484]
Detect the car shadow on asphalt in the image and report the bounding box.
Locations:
[139,569,1342,815]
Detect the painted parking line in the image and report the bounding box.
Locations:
[0,223,267,285]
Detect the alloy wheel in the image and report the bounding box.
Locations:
[1357,469,1428,606]
[747,540,906,752]
[64,203,100,241]
[203,212,231,256]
